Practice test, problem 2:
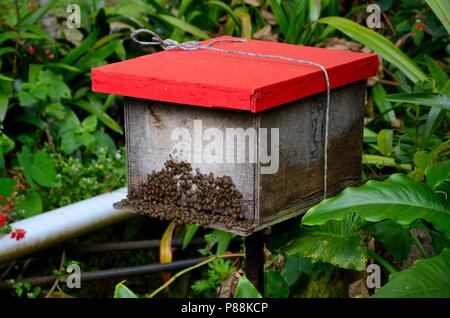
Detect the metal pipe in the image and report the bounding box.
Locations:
[0,257,209,289]
[71,238,207,254]
[0,188,136,264]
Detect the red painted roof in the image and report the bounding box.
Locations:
[92,36,378,113]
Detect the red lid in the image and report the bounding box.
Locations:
[92,36,378,113]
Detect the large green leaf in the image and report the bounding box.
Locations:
[234,276,262,298]
[372,249,450,298]
[367,220,412,261]
[302,174,450,236]
[425,0,450,34]
[385,93,450,111]
[286,215,367,271]
[317,17,427,83]
[426,160,450,190]
[265,270,289,298]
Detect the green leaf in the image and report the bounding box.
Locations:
[385,93,450,111]
[0,178,15,198]
[302,174,450,237]
[363,154,412,171]
[74,99,123,134]
[62,31,99,65]
[235,7,252,39]
[207,1,241,28]
[423,55,448,90]
[17,91,37,107]
[22,0,61,25]
[281,256,312,286]
[234,276,262,298]
[0,47,15,57]
[61,131,82,154]
[157,14,210,39]
[32,151,58,187]
[15,192,43,218]
[426,160,450,190]
[423,107,446,144]
[287,215,367,271]
[268,0,289,35]
[317,17,427,83]
[425,0,450,34]
[114,282,138,298]
[81,115,98,133]
[372,84,396,123]
[0,90,8,122]
[182,224,199,250]
[367,220,412,261]
[377,129,393,156]
[265,270,289,297]
[28,64,43,83]
[363,127,378,143]
[17,146,35,187]
[373,249,450,298]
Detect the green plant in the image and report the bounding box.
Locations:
[279,159,450,297]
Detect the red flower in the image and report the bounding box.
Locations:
[10,228,26,241]
[0,213,10,227]
[0,195,3,203]
[415,23,425,31]
[26,45,36,54]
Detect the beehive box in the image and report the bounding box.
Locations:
[92,36,378,235]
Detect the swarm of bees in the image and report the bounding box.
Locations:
[121,159,254,229]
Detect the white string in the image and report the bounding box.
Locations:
[130,29,331,199]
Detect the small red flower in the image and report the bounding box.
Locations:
[26,45,36,54]
[0,213,11,227]
[13,176,18,180]
[0,195,3,203]
[17,182,26,190]
[10,228,26,241]
[415,23,425,31]
[44,49,54,60]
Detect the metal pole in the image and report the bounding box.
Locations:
[0,188,135,264]
[245,232,264,294]
[0,257,209,289]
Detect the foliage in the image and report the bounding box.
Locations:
[0,0,448,299]
[372,249,450,298]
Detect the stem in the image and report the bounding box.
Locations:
[413,105,420,153]
[12,0,20,79]
[146,253,244,298]
[367,250,397,274]
[411,231,428,258]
